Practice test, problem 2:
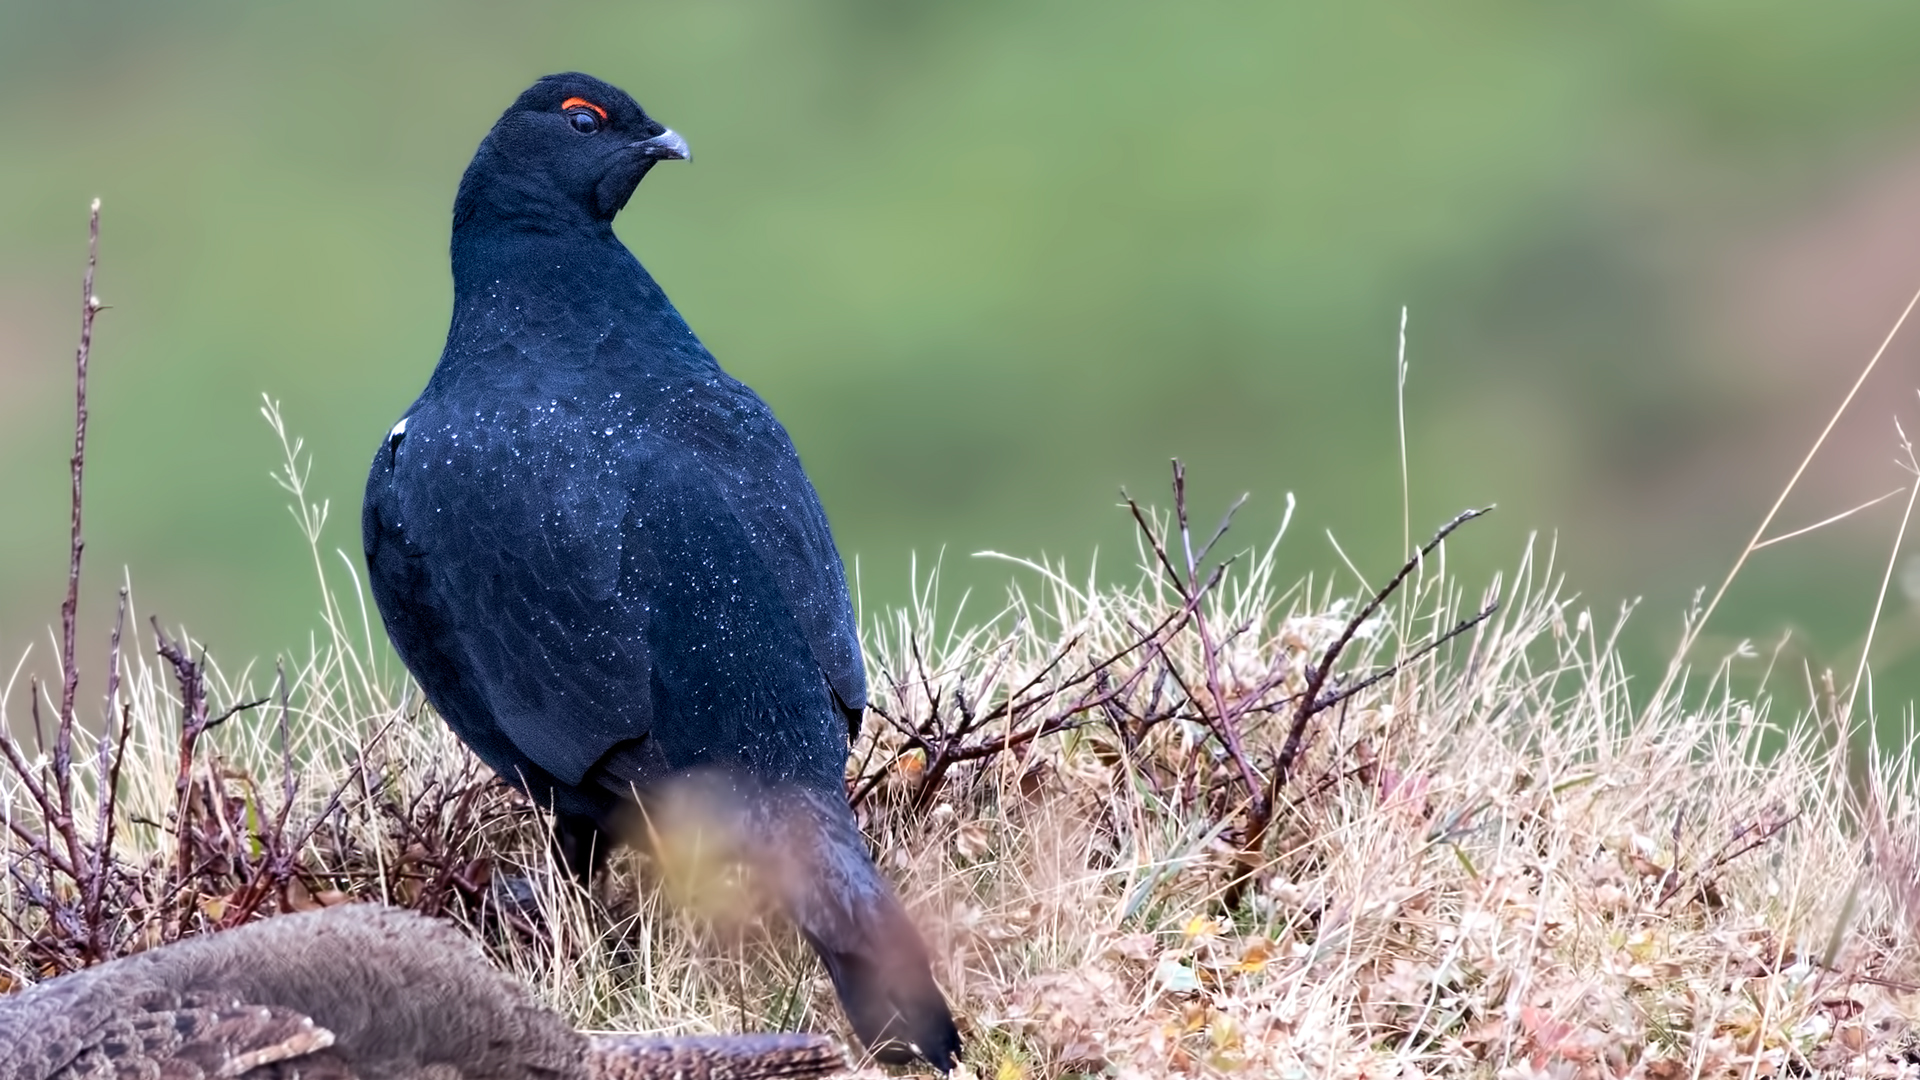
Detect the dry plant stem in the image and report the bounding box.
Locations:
[854,579,1184,811]
[1396,304,1411,561]
[1216,507,1494,907]
[1749,486,1906,552]
[153,621,267,928]
[1274,506,1492,791]
[1123,463,1263,810]
[60,200,102,746]
[81,587,130,953]
[0,726,78,878]
[1655,809,1802,909]
[858,461,1499,919]
[1650,278,1920,720]
[276,661,296,832]
[220,665,305,924]
[1307,600,1498,718]
[1170,462,1266,812]
[43,203,107,948]
[1840,422,1920,728]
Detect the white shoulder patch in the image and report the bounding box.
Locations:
[387,416,409,442]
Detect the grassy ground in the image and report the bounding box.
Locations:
[5,222,1920,1077]
[6,403,1920,1079]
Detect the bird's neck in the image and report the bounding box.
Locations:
[451,226,647,311]
[444,228,712,376]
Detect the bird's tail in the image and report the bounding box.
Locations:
[761,786,961,1073]
[642,774,961,1072]
[587,1033,846,1080]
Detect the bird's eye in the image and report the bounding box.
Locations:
[560,96,608,135]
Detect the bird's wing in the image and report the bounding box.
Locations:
[19,997,344,1080]
[365,397,659,788]
[654,375,867,728]
[366,380,861,789]
[77,1003,343,1080]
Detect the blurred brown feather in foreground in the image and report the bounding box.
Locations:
[0,905,847,1080]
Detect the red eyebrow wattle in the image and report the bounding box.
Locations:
[560,97,608,121]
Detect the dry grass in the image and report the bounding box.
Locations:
[7,212,1920,1078]
[5,400,1920,1079]
[854,535,1920,1078]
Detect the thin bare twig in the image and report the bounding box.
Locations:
[58,199,103,743]
[1274,506,1493,791]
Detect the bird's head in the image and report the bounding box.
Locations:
[454,72,689,233]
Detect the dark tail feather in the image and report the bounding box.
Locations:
[607,772,961,1072]
[756,786,962,1072]
[802,916,959,1070]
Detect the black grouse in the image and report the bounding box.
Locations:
[361,73,960,1071]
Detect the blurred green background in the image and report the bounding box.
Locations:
[7,2,1920,718]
